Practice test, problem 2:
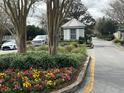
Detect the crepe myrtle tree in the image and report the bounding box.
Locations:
[0,0,38,53]
[40,0,87,45]
[46,0,74,55]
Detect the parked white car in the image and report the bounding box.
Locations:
[32,35,48,46]
[1,40,17,50]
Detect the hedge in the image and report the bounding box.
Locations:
[0,52,86,71]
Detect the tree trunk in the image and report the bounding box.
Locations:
[0,29,3,47]
[16,25,27,53]
[48,28,58,55]
[47,0,60,55]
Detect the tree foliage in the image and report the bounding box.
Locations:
[67,0,87,19]
[96,17,118,39]
[27,25,46,40]
[106,0,124,24]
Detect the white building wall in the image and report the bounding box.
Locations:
[77,29,85,40]
[63,28,85,41]
[64,29,70,40]
[76,29,80,40]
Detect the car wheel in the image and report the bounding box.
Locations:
[2,47,9,51]
[13,46,16,50]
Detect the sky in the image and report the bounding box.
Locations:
[82,0,111,19]
[27,0,111,26]
[0,0,110,25]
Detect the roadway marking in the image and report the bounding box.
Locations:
[82,56,96,93]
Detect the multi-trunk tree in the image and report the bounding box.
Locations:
[46,0,74,55]
[1,0,37,53]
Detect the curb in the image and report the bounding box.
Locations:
[51,57,91,93]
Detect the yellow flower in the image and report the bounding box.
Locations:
[32,69,40,79]
[47,80,56,86]
[0,73,6,77]
[23,81,31,88]
[33,74,40,78]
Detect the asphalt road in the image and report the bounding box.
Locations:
[92,38,124,93]
[75,38,124,93]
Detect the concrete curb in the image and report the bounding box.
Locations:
[51,57,91,93]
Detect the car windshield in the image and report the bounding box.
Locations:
[35,36,46,39]
[4,40,16,44]
[4,41,14,44]
[6,40,16,43]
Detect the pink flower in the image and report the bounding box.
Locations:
[13,85,21,90]
[0,79,4,83]
[66,75,71,81]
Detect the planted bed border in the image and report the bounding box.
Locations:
[51,56,91,93]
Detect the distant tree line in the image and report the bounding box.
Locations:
[95,17,118,40]
[1,25,46,41]
[27,25,46,40]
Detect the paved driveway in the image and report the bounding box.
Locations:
[92,38,124,93]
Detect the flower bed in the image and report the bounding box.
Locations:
[0,67,76,93]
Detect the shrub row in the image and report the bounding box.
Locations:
[0,52,86,71]
[113,39,124,45]
[27,43,87,55]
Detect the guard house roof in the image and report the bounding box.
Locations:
[62,18,85,29]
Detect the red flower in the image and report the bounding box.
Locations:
[23,70,29,75]
[30,67,33,70]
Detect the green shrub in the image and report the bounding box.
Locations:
[113,39,120,43]
[0,52,86,71]
[65,45,75,52]
[27,41,32,44]
[59,42,69,46]
[58,46,66,53]
[35,45,48,51]
[78,37,86,44]
[0,54,12,70]
[120,40,124,45]
[71,48,83,54]
[53,54,83,69]
[27,45,35,51]
[71,42,78,48]
[59,41,78,47]
[71,48,79,53]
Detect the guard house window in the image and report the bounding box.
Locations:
[70,29,76,39]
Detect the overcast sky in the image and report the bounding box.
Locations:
[28,0,111,25]
[30,0,110,17]
[82,0,111,19]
